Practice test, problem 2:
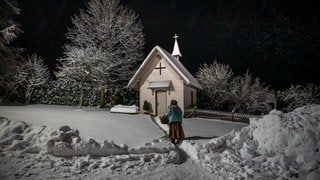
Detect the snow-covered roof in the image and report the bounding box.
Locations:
[127,46,203,90]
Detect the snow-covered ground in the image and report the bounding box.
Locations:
[0,105,163,148]
[0,104,246,147]
[0,104,319,179]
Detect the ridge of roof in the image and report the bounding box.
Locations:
[157,46,202,89]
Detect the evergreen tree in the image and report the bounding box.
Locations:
[0,0,23,102]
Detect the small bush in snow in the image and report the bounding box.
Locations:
[229,72,272,114]
[278,84,320,112]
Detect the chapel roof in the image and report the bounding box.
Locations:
[127,46,203,90]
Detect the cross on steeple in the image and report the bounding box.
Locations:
[173,34,179,40]
[155,62,166,75]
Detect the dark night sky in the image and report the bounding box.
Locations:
[14,0,320,90]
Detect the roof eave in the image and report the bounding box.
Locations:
[127,46,159,88]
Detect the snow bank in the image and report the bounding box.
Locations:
[0,118,54,154]
[0,117,175,157]
[0,116,183,178]
[180,104,320,179]
[252,107,320,171]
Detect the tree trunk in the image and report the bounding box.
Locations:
[3,85,17,103]
[107,88,115,107]
[79,73,90,109]
[108,95,113,107]
[25,86,34,104]
[99,88,105,108]
[79,81,84,109]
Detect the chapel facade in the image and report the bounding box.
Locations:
[127,35,202,116]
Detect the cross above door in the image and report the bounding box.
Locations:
[155,62,166,75]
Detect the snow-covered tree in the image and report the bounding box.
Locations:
[1,54,50,104]
[279,84,320,111]
[22,54,50,104]
[60,0,144,107]
[0,0,23,102]
[1,60,26,103]
[0,0,21,60]
[230,72,272,114]
[196,61,272,114]
[59,47,107,108]
[196,61,233,108]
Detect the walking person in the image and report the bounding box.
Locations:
[165,100,185,144]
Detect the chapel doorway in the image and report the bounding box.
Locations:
[156,90,167,116]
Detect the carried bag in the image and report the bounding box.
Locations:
[160,115,169,124]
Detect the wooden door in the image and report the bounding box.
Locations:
[156,90,167,116]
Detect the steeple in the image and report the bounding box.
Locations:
[172,34,182,60]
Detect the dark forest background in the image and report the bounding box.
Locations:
[14,0,320,90]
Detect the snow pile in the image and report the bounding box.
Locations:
[47,126,175,157]
[47,126,128,157]
[0,118,54,155]
[0,117,182,178]
[0,117,175,157]
[110,105,139,114]
[252,106,320,172]
[181,104,320,179]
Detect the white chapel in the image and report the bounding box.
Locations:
[127,35,203,116]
